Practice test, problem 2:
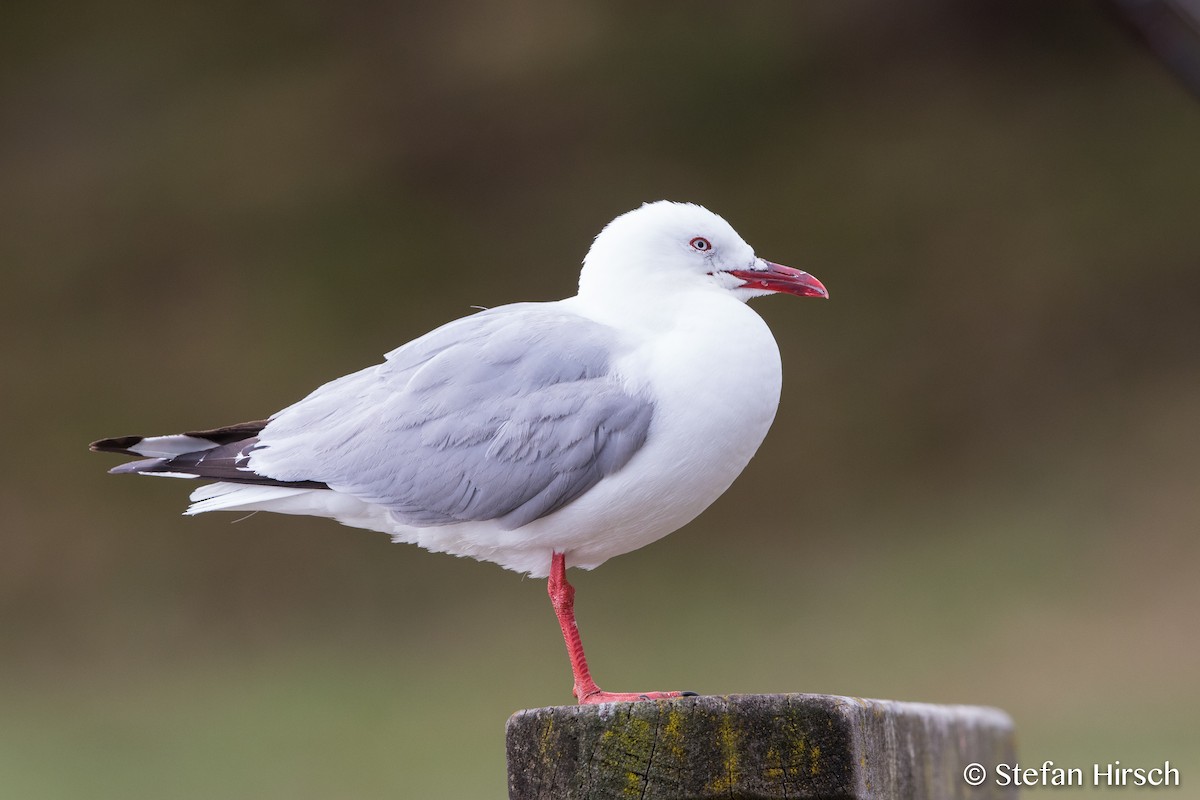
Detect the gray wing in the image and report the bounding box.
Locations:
[249,303,653,530]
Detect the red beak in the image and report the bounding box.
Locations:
[726,261,829,299]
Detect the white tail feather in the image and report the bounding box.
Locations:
[186,482,315,514]
[185,482,399,534]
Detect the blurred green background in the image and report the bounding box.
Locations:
[4,1,1199,797]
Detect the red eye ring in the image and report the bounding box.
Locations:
[689,237,712,252]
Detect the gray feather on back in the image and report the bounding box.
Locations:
[252,304,654,529]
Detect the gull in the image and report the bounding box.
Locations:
[91,201,828,703]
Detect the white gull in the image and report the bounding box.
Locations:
[92,200,828,703]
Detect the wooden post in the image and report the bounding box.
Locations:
[507,693,1016,800]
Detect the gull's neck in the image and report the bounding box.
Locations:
[567,277,737,334]
[571,252,748,333]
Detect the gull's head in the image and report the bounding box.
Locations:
[578,201,828,303]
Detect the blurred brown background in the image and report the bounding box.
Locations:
[3,1,1199,797]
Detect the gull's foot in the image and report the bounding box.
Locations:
[578,690,699,704]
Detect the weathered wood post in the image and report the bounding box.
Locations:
[507,694,1016,799]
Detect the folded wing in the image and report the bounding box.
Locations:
[247,304,655,530]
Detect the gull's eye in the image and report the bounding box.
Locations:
[689,237,712,252]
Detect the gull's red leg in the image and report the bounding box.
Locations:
[547,551,687,704]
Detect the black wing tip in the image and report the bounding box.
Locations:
[91,420,328,489]
[89,421,270,454]
[90,435,144,454]
[183,420,269,446]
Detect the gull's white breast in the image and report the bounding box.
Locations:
[396,288,784,576]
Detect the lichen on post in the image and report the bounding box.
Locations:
[506,693,1017,800]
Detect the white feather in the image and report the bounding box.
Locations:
[185,482,397,533]
[128,435,218,458]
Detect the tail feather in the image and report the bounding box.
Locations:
[185,481,318,514]
[185,481,397,535]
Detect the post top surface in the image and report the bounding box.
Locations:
[509,692,1014,730]
[507,693,1017,800]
